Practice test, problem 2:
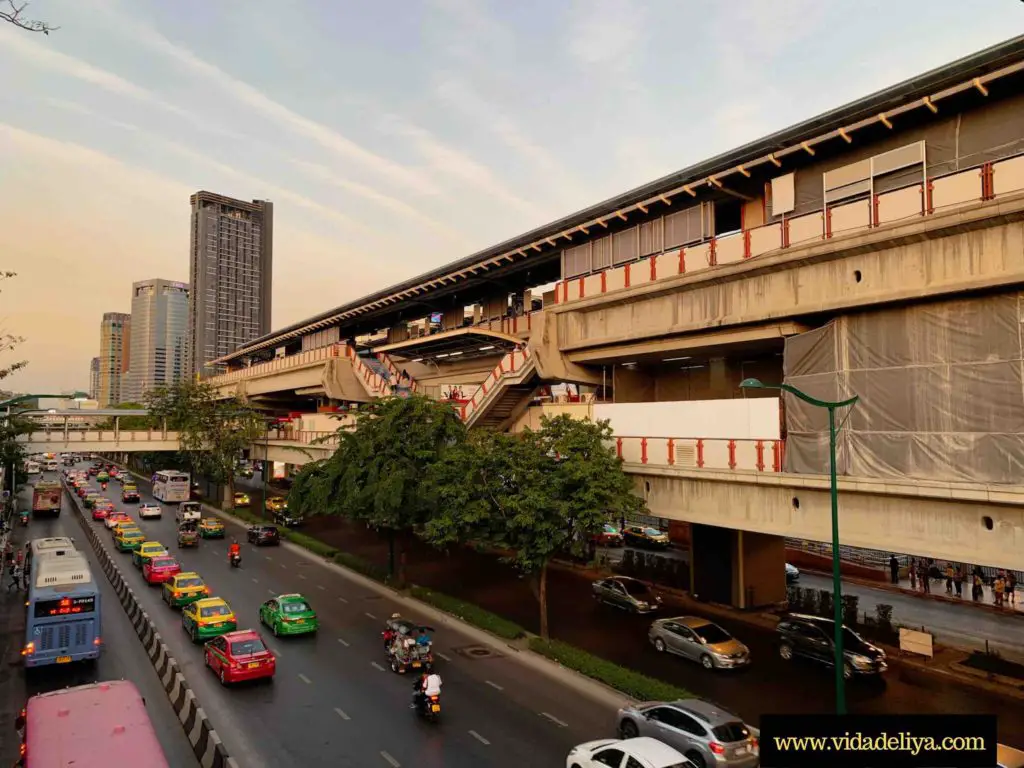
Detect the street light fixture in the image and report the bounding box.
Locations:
[739,377,860,715]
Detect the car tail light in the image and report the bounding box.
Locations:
[429,696,439,702]
[709,743,725,755]
[94,636,102,646]
[750,737,759,749]
[22,642,34,656]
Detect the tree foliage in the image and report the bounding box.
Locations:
[97,402,157,430]
[288,395,465,578]
[1,1,57,33]
[145,381,264,507]
[423,415,640,638]
[0,273,27,384]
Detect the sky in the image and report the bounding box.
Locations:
[1,0,1021,393]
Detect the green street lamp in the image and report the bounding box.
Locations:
[740,377,859,715]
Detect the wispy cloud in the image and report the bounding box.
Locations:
[432,76,589,208]
[99,9,442,198]
[566,0,647,80]
[383,115,545,220]
[42,98,140,133]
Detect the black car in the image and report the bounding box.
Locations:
[247,524,281,546]
[776,613,887,680]
[274,511,304,528]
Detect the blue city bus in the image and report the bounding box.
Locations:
[23,551,102,668]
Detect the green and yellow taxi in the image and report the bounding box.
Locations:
[232,491,251,507]
[83,492,104,509]
[162,572,210,608]
[265,496,288,513]
[182,597,237,643]
[115,528,146,552]
[198,517,225,538]
[131,541,168,568]
[110,519,138,538]
[96,471,109,483]
[259,593,319,636]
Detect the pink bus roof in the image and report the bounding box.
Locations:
[26,680,169,768]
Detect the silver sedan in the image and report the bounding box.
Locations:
[649,616,750,670]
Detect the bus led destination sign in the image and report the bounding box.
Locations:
[33,596,95,618]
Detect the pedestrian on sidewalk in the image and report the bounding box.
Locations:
[994,574,1005,607]
[945,563,954,594]
[972,572,984,601]
[1008,572,1018,607]
[889,555,899,585]
[7,561,22,592]
[909,558,917,590]
[920,562,931,594]
[954,566,964,598]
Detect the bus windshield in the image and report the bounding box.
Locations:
[24,680,169,767]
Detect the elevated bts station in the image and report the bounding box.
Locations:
[207,36,1024,608]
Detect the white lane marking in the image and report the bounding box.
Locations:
[317,584,325,590]
[380,751,400,767]
[337,638,350,647]
[264,556,272,561]
[334,707,351,721]
[540,712,569,728]
[337,596,348,603]
[484,680,503,691]
[364,612,377,620]
[280,564,287,569]
[468,730,490,745]
[298,673,312,684]
[251,578,259,584]
[436,652,451,662]
[268,589,276,595]
[298,574,307,580]
[371,661,385,672]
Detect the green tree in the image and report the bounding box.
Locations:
[1,1,57,33]
[145,381,264,508]
[424,415,642,638]
[288,395,465,581]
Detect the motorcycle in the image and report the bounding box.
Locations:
[19,512,28,527]
[412,683,441,722]
[229,551,241,568]
[100,482,107,491]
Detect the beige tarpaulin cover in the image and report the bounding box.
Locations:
[783,293,1024,484]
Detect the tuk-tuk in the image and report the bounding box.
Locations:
[177,521,199,548]
[384,618,436,674]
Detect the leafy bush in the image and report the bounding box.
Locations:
[529,638,690,701]
[798,587,818,615]
[841,594,860,627]
[334,552,389,583]
[285,531,338,559]
[409,586,525,640]
[875,603,894,629]
[817,589,833,619]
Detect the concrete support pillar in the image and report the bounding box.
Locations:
[690,523,786,609]
[709,357,728,397]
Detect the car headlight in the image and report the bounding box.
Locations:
[635,601,649,609]
[850,654,874,668]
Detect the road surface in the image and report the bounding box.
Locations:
[0,481,198,767]
[81,462,616,767]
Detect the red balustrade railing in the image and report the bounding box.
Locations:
[613,435,784,473]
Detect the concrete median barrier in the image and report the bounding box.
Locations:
[62,482,237,768]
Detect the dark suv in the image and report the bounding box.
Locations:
[777,613,886,680]
[247,524,281,546]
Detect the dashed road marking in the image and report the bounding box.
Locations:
[268,588,276,595]
[337,596,348,603]
[371,661,386,672]
[298,673,312,684]
[298,573,307,580]
[334,707,351,721]
[251,578,259,584]
[337,638,350,647]
[468,730,490,745]
[317,584,325,590]
[436,652,451,662]
[364,612,377,620]
[540,712,568,728]
[264,556,272,561]
[280,564,287,569]
[380,751,400,767]
[484,680,503,691]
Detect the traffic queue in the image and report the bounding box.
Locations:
[64,462,322,687]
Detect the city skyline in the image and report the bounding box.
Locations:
[3,1,1023,391]
[125,277,190,402]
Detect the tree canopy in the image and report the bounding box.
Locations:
[145,381,265,506]
[97,402,157,430]
[1,1,57,33]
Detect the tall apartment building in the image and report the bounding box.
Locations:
[97,312,130,406]
[88,357,100,400]
[188,191,273,376]
[125,279,189,402]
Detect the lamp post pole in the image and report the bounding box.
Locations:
[740,377,858,715]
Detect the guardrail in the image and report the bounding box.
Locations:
[19,429,181,446]
[555,154,1024,306]
[343,345,390,397]
[209,344,341,386]
[266,429,341,446]
[613,435,784,473]
[459,346,534,423]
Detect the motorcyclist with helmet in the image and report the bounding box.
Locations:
[228,538,241,567]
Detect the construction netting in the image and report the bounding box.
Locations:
[783,293,1024,484]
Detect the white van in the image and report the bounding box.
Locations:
[44,460,59,473]
[175,501,202,525]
